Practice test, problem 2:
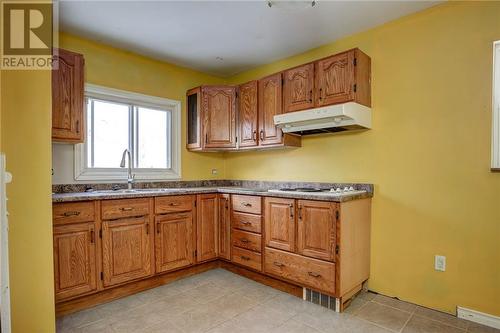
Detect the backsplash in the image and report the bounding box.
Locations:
[52,180,374,194]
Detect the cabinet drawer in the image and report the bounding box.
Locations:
[53,201,95,225]
[264,247,335,294]
[232,195,261,214]
[101,198,150,220]
[232,212,261,233]
[232,246,262,271]
[155,195,194,214]
[232,229,261,253]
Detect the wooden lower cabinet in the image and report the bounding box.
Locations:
[53,222,97,301]
[155,212,194,273]
[297,200,337,261]
[231,246,262,271]
[218,194,231,260]
[264,197,296,252]
[102,216,153,287]
[197,194,219,262]
[264,247,336,295]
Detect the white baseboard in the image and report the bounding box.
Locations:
[457,306,500,329]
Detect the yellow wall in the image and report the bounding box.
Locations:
[225,2,500,315]
[1,70,55,332]
[59,33,227,180]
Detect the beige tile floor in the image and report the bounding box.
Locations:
[57,269,499,333]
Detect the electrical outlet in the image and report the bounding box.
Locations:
[435,255,446,272]
[211,168,218,175]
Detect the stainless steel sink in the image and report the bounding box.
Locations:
[92,188,176,194]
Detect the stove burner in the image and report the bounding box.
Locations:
[279,188,323,192]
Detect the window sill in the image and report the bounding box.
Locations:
[74,168,181,182]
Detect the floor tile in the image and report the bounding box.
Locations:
[358,290,378,301]
[402,315,465,333]
[73,319,116,333]
[356,301,411,331]
[95,294,145,317]
[226,305,294,332]
[234,282,283,303]
[209,292,260,319]
[468,322,500,333]
[137,319,182,333]
[293,305,354,332]
[57,307,103,331]
[373,294,417,313]
[273,319,322,333]
[181,282,229,304]
[260,293,320,316]
[168,303,229,333]
[414,306,469,329]
[344,297,369,315]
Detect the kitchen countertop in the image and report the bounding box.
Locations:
[52,186,373,203]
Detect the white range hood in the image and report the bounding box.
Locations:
[274,102,372,135]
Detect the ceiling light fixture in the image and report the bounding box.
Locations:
[267,1,316,9]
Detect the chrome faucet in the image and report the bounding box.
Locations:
[120,149,134,190]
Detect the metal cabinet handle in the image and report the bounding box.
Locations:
[120,207,134,211]
[241,202,252,207]
[273,261,285,267]
[252,130,257,141]
[309,90,313,102]
[240,256,251,261]
[260,130,264,140]
[90,230,95,244]
[145,224,150,235]
[156,223,160,234]
[169,203,180,206]
[308,272,321,278]
[63,211,81,217]
[240,238,250,243]
[319,88,323,101]
[76,120,80,134]
[289,204,294,218]
[241,221,252,226]
[298,206,302,220]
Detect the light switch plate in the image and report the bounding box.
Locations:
[435,255,446,272]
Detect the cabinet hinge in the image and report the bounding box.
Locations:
[335,245,340,255]
[353,84,357,92]
[281,77,284,85]
[194,249,197,257]
[194,200,197,207]
[235,92,238,98]
[353,58,357,66]
[99,229,102,238]
[236,136,238,143]
[100,272,104,280]
[335,210,339,221]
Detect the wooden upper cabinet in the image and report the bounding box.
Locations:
[101,216,153,287]
[218,194,231,260]
[264,197,296,252]
[283,63,315,113]
[186,87,202,150]
[297,200,337,262]
[197,194,219,262]
[238,81,259,148]
[202,86,237,149]
[315,48,371,107]
[155,212,194,273]
[258,73,284,146]
[52,48,85,143]
[53,222,96,301]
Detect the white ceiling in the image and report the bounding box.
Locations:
[59,1,439,77]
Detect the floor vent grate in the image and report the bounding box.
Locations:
[303,288,337,311]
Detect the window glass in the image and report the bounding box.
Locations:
[136,106,169,168]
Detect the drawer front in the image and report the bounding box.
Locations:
[101,198,150,220]
[155,195,194,214]
[232,229,262,253]
[232,246,262,271]
[231,195,261,214]
[232,212,261,233]
[264,247,335,294]
[53,202,95,225]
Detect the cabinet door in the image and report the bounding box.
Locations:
[258,73,284,146]
[297,200,336,261]
[315,50,355,107]
[197,194,219,261]
[187,87,202,150]
[238,81,259,148]
[283,63,315,112]
[53,223,96,301]
[218,194,231,260]
[202,86,237,149]
[102,216,153,287]
[52,48,85,143]
[155,212,194,273]
[264,197,295,252]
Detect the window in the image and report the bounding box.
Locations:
[493,41,500,170]
[75,84,181,180]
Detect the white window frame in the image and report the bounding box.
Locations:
[75,84,181,181]
[492,41,500,170]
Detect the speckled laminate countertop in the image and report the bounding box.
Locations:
[52,186,372,203]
